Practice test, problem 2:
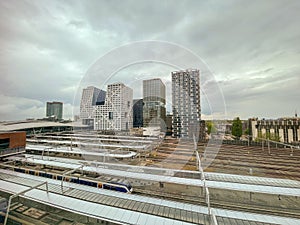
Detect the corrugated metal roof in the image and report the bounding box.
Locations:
[27,139,149,149]
[40,135,154,143]
[7,155,300,197]
[26,145,137,158]
[0,169,299,225]
[0,121,87,131]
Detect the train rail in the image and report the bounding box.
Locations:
[133,188,300,219]
[151,141,300,180]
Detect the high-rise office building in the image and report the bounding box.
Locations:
[133,99,143,128]
[94,83,133,131]
[46,101,63,120]
[143,78,166,129]
[172,69,201,138]
[80,86,106,126]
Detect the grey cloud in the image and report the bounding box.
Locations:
[0,0,299,120]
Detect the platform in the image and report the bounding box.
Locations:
[1,169,299,225]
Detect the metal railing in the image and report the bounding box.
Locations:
[210,208,218,225]
[4,181,49,225]
[194,134,218,224]
[61,165,84,191]
[42,147,53,160]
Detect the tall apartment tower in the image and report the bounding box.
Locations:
[46,101,63,120]
[143,78,166,129]
[80,86,106,126]
[172,69,201,138]
[94,83,133,131]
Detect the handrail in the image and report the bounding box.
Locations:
[61,165,84,190]
[210,208,218,225]
[196,150,218,224]
[4,181,49,225]
[195,148,211,216]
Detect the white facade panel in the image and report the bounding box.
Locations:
[279,129,284,142]
[94,83,133,131]
[251,120,258,139]
[288,128,293,143]
[80,86,105,120]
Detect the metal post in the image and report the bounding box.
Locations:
[206,186,210,215]
[248,135,250,147]
[61,165,83,190]
[42,147,51,160]
[193,134,197,151]
[268,138,270,155]
[70,136,73,151]
[210,209,218,225]
[196,151,200,171]
[42,148,45,160]
[196,146,212,218]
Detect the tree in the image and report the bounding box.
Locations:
[206,121,217,134]
[232,117,242,138]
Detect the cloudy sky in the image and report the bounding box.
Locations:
[0,0,299,121]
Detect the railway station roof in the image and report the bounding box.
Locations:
[0,120,87,132]
[7,155,300,197]
[0,169,299,225]
[26,145,136,158]
[62,133,160,140]
[39,135,154,143]
[26,144,137,158]
[27,139,149,150]
[206,172,300,188]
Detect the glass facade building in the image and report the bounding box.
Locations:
[143,78,166,129]
[46,101,63,120]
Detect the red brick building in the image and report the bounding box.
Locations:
[0,131,26,156]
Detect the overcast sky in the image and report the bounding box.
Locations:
[0,0,299,121]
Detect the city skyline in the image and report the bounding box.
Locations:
[0,1,299,121]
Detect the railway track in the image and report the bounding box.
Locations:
[149,157,300,180]
[133,188,300,219]
[151,142,300,180]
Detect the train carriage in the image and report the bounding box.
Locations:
[12,166,132,193]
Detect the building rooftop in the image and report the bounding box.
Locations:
[0,120,88,131]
